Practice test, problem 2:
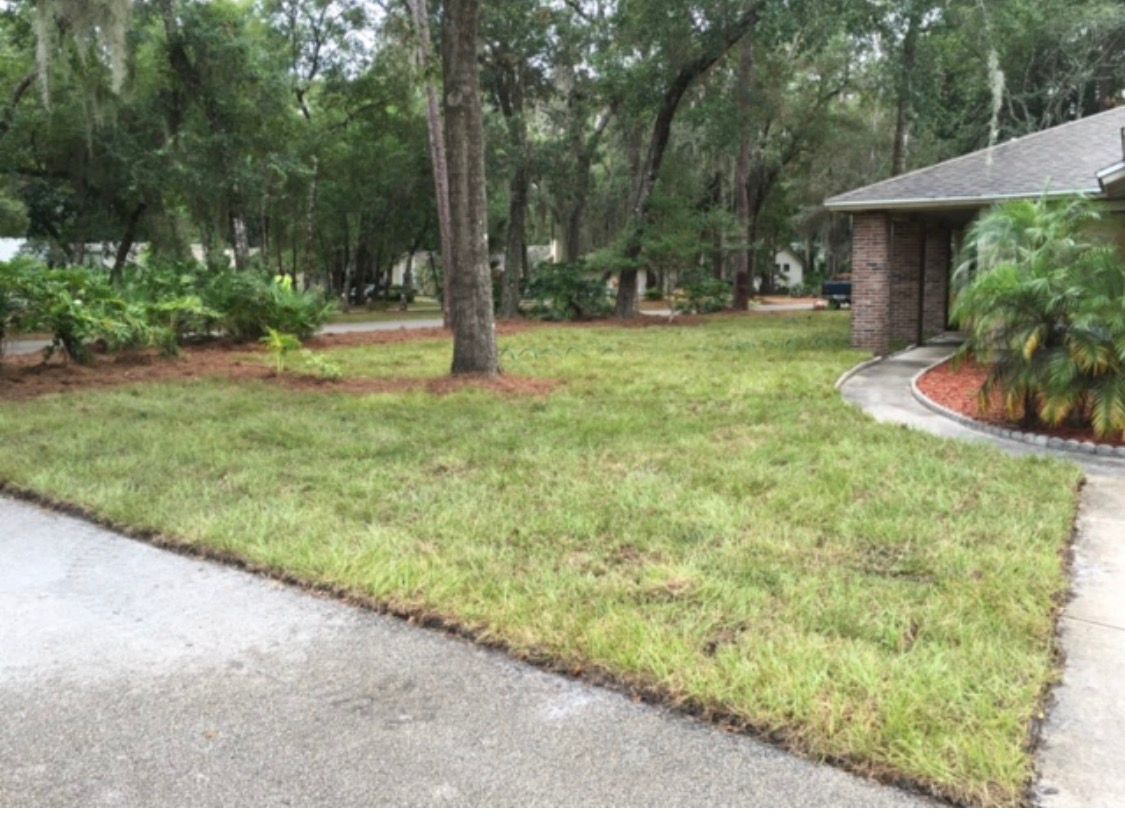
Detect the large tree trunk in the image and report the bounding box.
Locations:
[501,162,527,318]
[400,238,422,311]
[708,172,724,281]
[497,63,528,320]
[890,8,922,176]
[408,0,455,328]
[442,0,499,375]
[614,7,760,317]
[110,201,146,284]
[303,156,320,288]
[561,108,613,264]
[231,208,251,271]
[733,36,754,309]
[0,72,35,140]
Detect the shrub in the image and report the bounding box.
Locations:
[2,261,335,363]
[2,265,158,363]
[0,258,38,348]
[954,196,1125,439]
[526,263,613,321]
[300,350,343,381]
[672,270,730,314]
[644,287,664,301]
[261,327,302,374]
[387,285,416,304]
[207,271,334,342]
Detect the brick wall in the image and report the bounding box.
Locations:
[850,212,891,352]
[922,223,950,338]
[850,212,952,353]
[888,219,921,348]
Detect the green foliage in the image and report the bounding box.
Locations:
[0,187,29,236]
[672,270,731,315]
[526,263,613,321]
[386,285,415,304]
[299,349,343,381]
[954,197,1125,439]
[207,272,334,342]
[2,259,334,362]
[0,261,160,363]
[261,327,301,375]
[644,287,664,301]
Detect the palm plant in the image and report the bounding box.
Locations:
[953,196,1125,440]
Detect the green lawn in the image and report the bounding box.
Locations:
[0,312,1080,805]
[329,300,443,323]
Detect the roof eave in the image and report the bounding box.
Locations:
[1097,161,1125,191]
[824,187,1104,213]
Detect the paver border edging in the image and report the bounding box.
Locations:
[909,353,1125,460]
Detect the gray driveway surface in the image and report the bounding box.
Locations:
[0,496,930,807]
[321,317,445,335]
[841,345,1125,808]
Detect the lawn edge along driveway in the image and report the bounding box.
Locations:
[840,343,1125,808]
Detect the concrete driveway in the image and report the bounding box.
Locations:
[0,496,929,807]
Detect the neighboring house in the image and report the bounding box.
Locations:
[825,106,1125,354]
[772,249,805,289]
[0,237,26,263]
[388,242,561,289]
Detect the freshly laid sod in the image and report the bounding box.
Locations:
[0,313,1081,805]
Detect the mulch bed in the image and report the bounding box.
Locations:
[917,358,1123,446]
[0,323,559,402]
[0,314,732,402]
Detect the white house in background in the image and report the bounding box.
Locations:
[0,237,29,262]
[772,248,805,288]
[391,241,561,288]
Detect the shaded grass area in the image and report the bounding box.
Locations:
[329,301,443,323]
[0,313,1081,805]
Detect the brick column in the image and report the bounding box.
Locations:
[922,222,951,339]
[888,219,922,347]
[851,212,891,353]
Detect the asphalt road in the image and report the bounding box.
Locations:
[0,496,930,807]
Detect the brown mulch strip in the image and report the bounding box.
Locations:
[917,358,1123,446]
[0,313,727,402]
[0,327,558,402]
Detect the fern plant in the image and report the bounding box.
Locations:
[953,196,1125,439]
[261,327,301,375]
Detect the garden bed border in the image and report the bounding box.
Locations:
[909,353,1125,460]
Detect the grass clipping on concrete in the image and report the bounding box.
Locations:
[0,313,1081,805]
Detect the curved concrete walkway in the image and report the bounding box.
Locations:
[841,345,1125,808]
[0,496,930,807]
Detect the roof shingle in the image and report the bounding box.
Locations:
[825,107,1125,211]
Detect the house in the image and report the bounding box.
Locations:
[0,237,25,263]
[825,106,1125,354]
[772,248,805,289]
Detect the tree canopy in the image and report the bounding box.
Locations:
[0,0,1121,305]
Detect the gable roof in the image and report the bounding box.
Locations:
[825,106,1125,211]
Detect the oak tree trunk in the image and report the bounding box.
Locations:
[408,0,455,328]
[733,37,754,310]
[442,0,499,375]
[497,66,528,320]
[891,8,922,176]
[614,7,760,317]
[110,201,146,284]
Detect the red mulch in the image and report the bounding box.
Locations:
[917,358,1123,446]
